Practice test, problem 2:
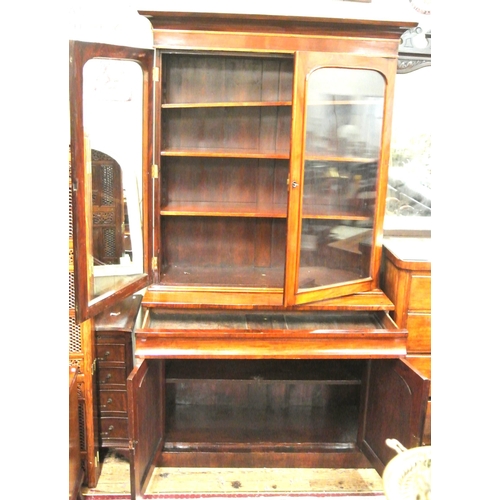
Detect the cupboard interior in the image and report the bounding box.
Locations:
[161,359,368,464]
[157,50,377,290]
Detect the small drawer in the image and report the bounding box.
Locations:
[406,313,431,353]
[99,390,127,413]
[96,343,126,363]
[100,416,129,439]
[408,275,431,311]
[97,366,128,386]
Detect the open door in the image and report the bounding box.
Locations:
[69,40,154,322]
[127,359,165,500]
[285,51,397,306]
[358,358,430,475]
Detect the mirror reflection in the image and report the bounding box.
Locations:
[83,58,144,301]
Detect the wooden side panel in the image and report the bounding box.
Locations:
[408,274,431,310]
[128,359,165,500]
[358,358,430,475]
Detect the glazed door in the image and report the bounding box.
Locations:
[128,359,165,500]
[285,52,396,306]
[70,40,154,322]
[359,358,430,476]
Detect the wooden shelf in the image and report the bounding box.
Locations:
[164,404,360,448]
[159,265,285,288]
[308,98,382,106]
[161,148,289,159]
[162,101,292,108]
[304,154,377,163]
[159,202,371,220]
[160,202,287,218]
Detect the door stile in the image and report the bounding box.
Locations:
[128,358,165,499]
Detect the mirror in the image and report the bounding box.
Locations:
[70,41,152,322]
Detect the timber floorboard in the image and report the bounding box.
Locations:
[82,450,386,497]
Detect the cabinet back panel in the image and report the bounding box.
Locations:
[169,381,360,409]
[162,54,293,104]
[161,217,286,277]
[162,107,291,152]
[162,158,288,205]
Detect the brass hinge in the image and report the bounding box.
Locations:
[152,256,158,271]
[91,358,97,375]
[151,164,158,179]
[153,67,159,82]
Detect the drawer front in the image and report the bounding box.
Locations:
[406,313,431,353]
[96,343,126,363]
[99,390,127,413]
[409,275,431,311]
[97,366,128,386]
[100,416,129,440]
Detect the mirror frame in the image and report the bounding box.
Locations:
[69,40,153,323]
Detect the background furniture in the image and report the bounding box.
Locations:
[381,237,431,445]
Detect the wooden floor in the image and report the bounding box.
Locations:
[82,450,386,497]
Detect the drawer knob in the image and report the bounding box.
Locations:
[100,397,113,409]
[102,425,114,436]
[100,373,112,384]
[98,351,110,361]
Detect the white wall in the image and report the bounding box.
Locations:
[68,0,429,46]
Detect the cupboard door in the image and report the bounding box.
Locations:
[359,358,430,475]
[127,359,164,500]
[69,40,153,322]
[285,52,397,306]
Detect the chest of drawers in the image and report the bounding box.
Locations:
[381,237,431,444]
[94,294,142,451]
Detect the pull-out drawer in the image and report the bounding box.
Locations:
[96,366,128,387]
[99,389,128,413]
[95,343,126,363]
[135,309,407,359]
[100,416,129,440]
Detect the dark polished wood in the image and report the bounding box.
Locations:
[359,358,430,475]
[94,294,142,452]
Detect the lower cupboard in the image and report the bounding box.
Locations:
[127,357,429,500]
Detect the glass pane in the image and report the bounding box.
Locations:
[386,66,431,223]
[83,58,144,302]
[298,68,385,291]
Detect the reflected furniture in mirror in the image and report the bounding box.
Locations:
[69,12,433,498]
[91,150,129,266]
